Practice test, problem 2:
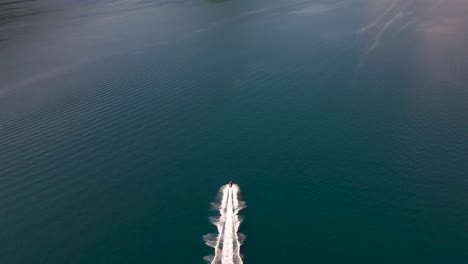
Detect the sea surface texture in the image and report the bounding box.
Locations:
[1,0,467,263]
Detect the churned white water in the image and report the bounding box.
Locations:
[204,184,245,264]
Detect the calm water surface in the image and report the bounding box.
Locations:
[1,0,467,263]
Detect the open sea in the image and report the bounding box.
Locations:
[1,0,467,263]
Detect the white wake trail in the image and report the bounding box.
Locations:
[204,184,245,264]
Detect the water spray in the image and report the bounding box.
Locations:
[204,183,245,264]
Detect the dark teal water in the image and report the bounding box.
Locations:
[1,0,468,263]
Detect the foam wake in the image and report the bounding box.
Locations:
[204,184,245,264]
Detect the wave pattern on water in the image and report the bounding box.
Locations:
[204,184,245,264]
